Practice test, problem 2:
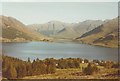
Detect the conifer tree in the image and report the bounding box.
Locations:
[7,64,17,79]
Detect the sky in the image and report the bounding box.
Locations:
[1,0,119,2]
[0,2,118,25]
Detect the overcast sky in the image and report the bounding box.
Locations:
[1,2,118,25]
[1,0,119,2]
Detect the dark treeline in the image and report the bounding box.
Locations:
[2,56,119,79]
[2,56,81,79]
[57,58,81,69]
[2,56,56,79]
[2,56,84,79]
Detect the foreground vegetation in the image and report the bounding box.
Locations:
[23,68,119,79]
[2,56,119,79]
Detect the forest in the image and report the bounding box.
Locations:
[2,56,119,79]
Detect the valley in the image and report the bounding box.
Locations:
[0,15,118,48]
[1,2,119,80]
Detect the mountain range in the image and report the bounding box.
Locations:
[28,17,118,48]
[28,21,77,36]
[0,15,118,48]
[55,20,104,39]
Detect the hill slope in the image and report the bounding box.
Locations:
[0,16,50,42]
[77,18,118,48]
[28,21,77,36]
[56,20,103,39]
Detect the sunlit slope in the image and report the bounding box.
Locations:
[77,18,118,48]
[0,16,51,42]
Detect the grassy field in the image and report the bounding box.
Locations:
[23,63,119,79]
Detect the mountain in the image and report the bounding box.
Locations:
[77,18,118,48]
[28,21,77,36]
[56,20,104,39]
[28,20,104,39]
[0,16,50,42]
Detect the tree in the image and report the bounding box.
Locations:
[93,59,100,64]
[45,59,56,74]
[74,60,80,68]
[26,62,32,76]
[67,60,75,68]
[84,59,89,63]
[112,63,119,68]
[76,58,82,63]
[83,63,99,75]
[58,59,68,69]
[16,63,27,78]
[27,57,31,63]
[104,61,113,69]
[6,64,17,79]
[83,63,92,75]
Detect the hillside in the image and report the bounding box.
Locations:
[0,16,51,42]
[28,21,77,36]
[77,18,118,48]
[56,20,103,39]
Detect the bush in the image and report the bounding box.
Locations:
[57,58,80,69]
[104,61,114,69]
[83,63,99,75]
[84,59,89,63]
[112,63,119,68]
[93,59,100,64]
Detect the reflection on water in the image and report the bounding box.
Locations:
[2,42,118,61]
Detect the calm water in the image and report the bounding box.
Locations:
[2,42,118,61]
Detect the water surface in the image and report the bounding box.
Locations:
[2,42,118,61]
